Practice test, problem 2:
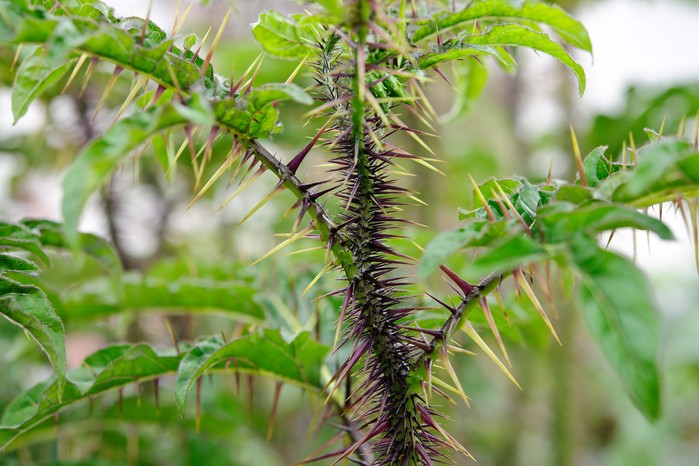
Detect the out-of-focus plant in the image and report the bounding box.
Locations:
[0,0,697,464]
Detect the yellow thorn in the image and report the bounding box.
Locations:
[62,53,89,93]
[113,75,148,123]
[202,9,232,78]
[173,2,195,36]
[91,69,122,123]
[302,262,334,296]
[238,187,283,226]
[285,246,324,257]
[11,44,23,72]
[406,130,436,156]
[462,321,521,389]
[437,349,470,406]
[677,116,686,138]
[216,169,265,212]
[658,115,666,138]
[430,377,462,405]
[517,274,561,345]
[481,299,511,367]
[412,158,445,175]
[187,150,237,209]
[570,125,586,187]
[469,174,496,221]
[251,225,314,266]
[286,54,309,84]
[689,199,699,273]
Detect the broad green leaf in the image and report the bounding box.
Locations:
[251,11,317,59]
[412,0,592,52]
[419,220,513,278]
[61,104,188,247]
[570,235,661,420]
[250,83,313,107]
[21,219,122,276]
[612,139,694,202]
[537,202,674,243]
[11,45,77,123]
[554,185,592,205]
[0,277,66,398]
[460,24,586,95]
[0,254,40,276]
[176,330,329,414]
[467,234,550,276]
[62,274,264,322]
[0,344,180,449]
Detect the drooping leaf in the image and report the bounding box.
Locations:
[251,11,317,59]
[0,277,66,399]
[570,235,661,420]
[176,330,329,414]
[459,24,586,95]
[536,202,674,244]
[412,0,592,52]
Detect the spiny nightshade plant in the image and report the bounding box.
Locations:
[1,0,699,464]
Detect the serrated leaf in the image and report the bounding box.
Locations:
[412,0,592,52]
[11,47,77,123]
[0,277,66,399]
[418,43,505,70]
[176,330,328,414]
[583,146,618,187]
[0,254,40,276]
[460,24,586,95]
[0,222,48,264]
[419,220,512,278]
[537,202,674,243]
[570,235,661,420]
[251,11,316,59]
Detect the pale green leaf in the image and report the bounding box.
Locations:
[251,11,316,59]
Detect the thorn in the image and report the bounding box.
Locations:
[437,349,471,406]
[463,321,521,389]
[119,388,124,418]
[91,67,123,122]
[195,377,202,433]
[605,229,616,249]
[62,53,89,93]
[202,9,232,79]
[286,54,309,84]
[251,225,315,265]
[164,317,181,354]
[173,1,195,37]
[677,116,686,138]
[570,125,587,187]
[11,44,23,72]
[689,199,699,273]
[154,378,160,416]
[139,0,154,45]
[481,298,510,366]
[216,167,266,212]
[247,375,254,422]
[266,383,283,442]
[238,186,284,225]
[288,119,332,173]
[658,115,666,138]
[303,262,335,296]
[113,75,148,123]
[79,57,99,98]
[517,274,561,345]
[547,156,554,184]
[469,174,496,221]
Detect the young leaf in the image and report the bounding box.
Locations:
[176,330,328,414]
[570,235,661,420]
[251,11,317,59]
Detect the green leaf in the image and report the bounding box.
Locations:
[582,146,618,187]
[176,330,329,414]
[251,11,317,59]
[418,43,506,70]
[537,202,674,244]
[612,139,694,202]
[21,219,122,277]
[62,274,264,322]
[0,277,66,399]
[570,235,661,420]
[61,104,188,247]
[419,220,513,278]
[460,24,586,95]
[11,47,77,123]
[249,83,313,107]
[467,234,550,276]
[0,343,180,449]
[0,222,49,264]
[0,254,40,276]
[412,0,592,52]
[554,185,592,205]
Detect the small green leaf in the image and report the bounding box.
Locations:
[554,185,592,205]
[460,24,586,95]
[0,277,66,399]
[11,47,77,123]
[570,235,661,420]
[0,254,40,276]
[0,222,49,264]
[176,330,328,414]
[582,146,618,187]
[412,0,592,52]
[419,221,512,278]
[251,11,316,59]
